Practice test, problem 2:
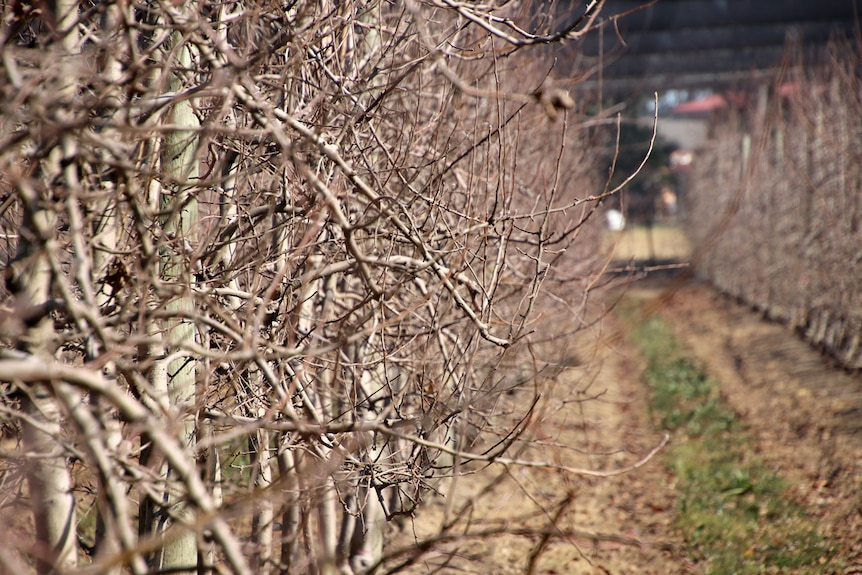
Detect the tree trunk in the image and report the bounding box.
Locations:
[16,1,80,571]
[251,428,274,575]
[277,447,301,574]
[14,181,78,575]
[147,24,202,573]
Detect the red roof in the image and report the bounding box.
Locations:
[671,94,727,113]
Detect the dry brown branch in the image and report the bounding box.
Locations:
[0,1,653,572]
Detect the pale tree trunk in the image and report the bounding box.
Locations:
[250,427,274,575]
[291,249,341,575]
[15,1,80,571]
[317,475,340,575]
[144,23,202,573]
[15,194,77,574]
[87,5,127,570]
[278,447,301,573]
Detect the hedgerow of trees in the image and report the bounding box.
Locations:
[0,1,650,574]
[685,41,862,369]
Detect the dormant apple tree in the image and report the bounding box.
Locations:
[0,1,636,573]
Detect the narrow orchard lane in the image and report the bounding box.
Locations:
[648,278,862,571]
[387,270,862,574]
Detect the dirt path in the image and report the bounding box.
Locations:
[387,310,690,574]
[650,279,862,569]
[386,273,862,573]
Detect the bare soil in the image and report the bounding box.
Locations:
[387,272,862,574]
[654,279,862,571]
[387,297,691,574]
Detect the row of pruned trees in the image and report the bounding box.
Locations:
[0,1,635,573]
[685,41,862,368]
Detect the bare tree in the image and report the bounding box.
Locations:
[685,40,862,369]
[0,1,638,573]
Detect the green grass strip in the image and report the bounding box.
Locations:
[623,303,840,574]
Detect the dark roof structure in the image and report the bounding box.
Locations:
[568,0,860,97]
